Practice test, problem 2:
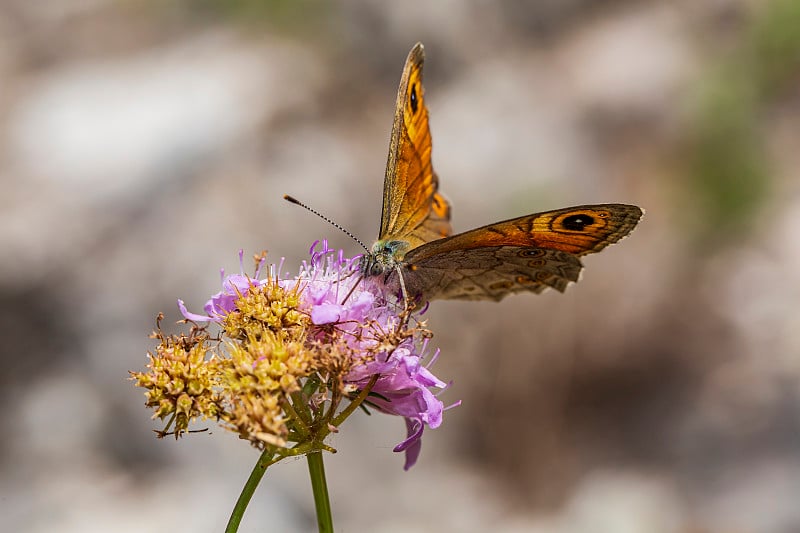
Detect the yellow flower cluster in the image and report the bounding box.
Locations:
[132,322,222,436]
[132,280,318,448]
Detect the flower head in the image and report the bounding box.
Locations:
[132,241,457,469]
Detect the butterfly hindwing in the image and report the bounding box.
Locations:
[398,246,583,301]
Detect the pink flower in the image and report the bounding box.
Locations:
[178,240,457,469]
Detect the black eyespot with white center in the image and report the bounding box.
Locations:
[410,84,418,114]
[518,249,546,258]
[561,214,595,231]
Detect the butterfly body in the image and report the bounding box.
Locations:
[364,43,642,302]
[362,239,410,277]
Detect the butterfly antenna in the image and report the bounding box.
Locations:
[283,195,370,252]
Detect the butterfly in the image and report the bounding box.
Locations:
[360,42,642,302]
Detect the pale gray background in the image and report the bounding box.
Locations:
[2,1,800,531]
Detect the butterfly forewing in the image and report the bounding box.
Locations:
[379,43,451,249]
[398,204,642,301]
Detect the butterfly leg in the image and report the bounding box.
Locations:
[340,273,364,305]
[393,264,413,313]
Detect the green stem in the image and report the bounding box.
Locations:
[283,398,310,438]
[225,376,378,533]
[331,374,379,427]
[225,448,278,533]
[291,390,313,425]
[306,451,334,533]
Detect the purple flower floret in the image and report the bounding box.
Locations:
[348,343,448,470]
[178,250,267,323]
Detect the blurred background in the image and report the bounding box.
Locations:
[2,0,799,531]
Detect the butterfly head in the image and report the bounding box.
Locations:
[362,239,410,278]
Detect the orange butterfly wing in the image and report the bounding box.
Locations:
[379,43,451,249]
[398,205,643,300]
